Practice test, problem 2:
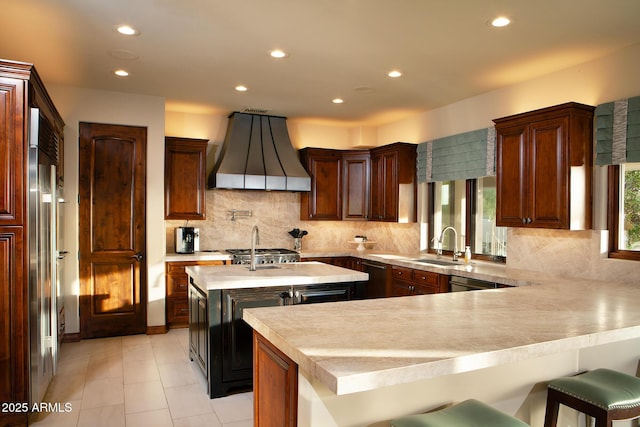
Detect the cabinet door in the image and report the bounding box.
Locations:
[164,137,208,220]
[0,227,28,426]
[528,116,569,228]
[254,332,298,427]
[370,151,398,221]
[189,285,208,375]
[300,150,342,220]
[221,288,286,382]
[496,123,528,227]
[0,77,24,225]
[342,151,370,220]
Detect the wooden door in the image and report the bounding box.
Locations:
[164,137,208,220]
[342,151,370,220]
[496,123,528,227]
[528,116,568,228]
[370,150,398,221]
[79,123,147,338]
[300,149,342,220]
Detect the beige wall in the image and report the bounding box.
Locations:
[47,85,166,333]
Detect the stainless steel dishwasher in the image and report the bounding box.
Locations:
[449,276,498,292]
[362,260,388,298]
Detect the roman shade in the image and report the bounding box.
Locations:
[417,127,495,183]
[595,95,640,165]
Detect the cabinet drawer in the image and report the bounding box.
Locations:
[412,270,439,286]
[166,298,189,325]
[167,274,189,296]
[391,266,413,281]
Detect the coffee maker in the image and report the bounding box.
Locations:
[175,227,199,254]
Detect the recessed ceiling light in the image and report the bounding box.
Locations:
[115,25,140,36]
[235,85,248,92]
[332,98,344,104]
[491,16,511,27]
[114,69,129,77]
[388,70,402,78]
[269,49,288,59]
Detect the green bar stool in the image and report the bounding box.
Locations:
[544,368,640,427]
[391,399,529,427]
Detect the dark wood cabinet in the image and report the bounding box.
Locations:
[342,150,370,220]
[189,283,208,375]
[299,148,342,220]
[253,332,298,427]
[494,103,594,229]
[369,143,417,222]
[0,61,63,427]
[189,279,362,398]
[301,143,416,223]
[164,137,208,220]
[166,260,223,328]
[390,266,449,296]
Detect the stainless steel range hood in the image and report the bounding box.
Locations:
[209,112,310,191]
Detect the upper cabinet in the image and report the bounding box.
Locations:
[299,148,343,220]
[369,143,416,222]
[493,102,594,229]
[342,150,370,221]
[164,137,209,220]
[300,143,416,223]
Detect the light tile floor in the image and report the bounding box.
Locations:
[31,329,253,427]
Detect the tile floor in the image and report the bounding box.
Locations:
[31,328,253,427]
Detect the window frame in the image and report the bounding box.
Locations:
[607,165,640,261]
[427,179,505,263]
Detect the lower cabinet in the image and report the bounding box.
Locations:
[390,266,450,296]
[189,284,208,375]
[166,260,224,328]
[253,332,298,427]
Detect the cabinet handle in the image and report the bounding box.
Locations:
[528,218,532,224]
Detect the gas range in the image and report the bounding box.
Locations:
[225,248,300,265]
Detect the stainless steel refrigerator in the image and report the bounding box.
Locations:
[28,107,62,405]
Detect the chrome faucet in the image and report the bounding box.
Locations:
[250,225,260,271]
[438,226,461,261]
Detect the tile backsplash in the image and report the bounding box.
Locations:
[165,189,421,254]
[166,191,638,285]
[506,228,639,284]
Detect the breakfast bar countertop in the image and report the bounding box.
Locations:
[242,274,640,396]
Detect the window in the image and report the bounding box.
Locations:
[428,177,507,261]
[608,163,640,260]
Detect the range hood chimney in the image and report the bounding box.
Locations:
[209,112,311,191]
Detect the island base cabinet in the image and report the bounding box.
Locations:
[254,332,298,427]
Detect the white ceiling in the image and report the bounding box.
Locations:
[2,0,640,126]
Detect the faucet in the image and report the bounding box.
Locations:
[250,225,260,271]
[438,226,461,261]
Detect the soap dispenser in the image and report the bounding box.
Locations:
[464,246,472,264]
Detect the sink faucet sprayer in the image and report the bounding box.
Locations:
[250,225,260,271]
[438,226,461,262]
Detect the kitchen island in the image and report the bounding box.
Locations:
[243,272,640,427]
[186,262,368,398]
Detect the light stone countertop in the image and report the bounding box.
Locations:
[186,261,369,291]
[243,275,640,396]
[165,251,232,262]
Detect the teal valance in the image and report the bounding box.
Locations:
[595,95,640,165]
[417,127,495,183]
